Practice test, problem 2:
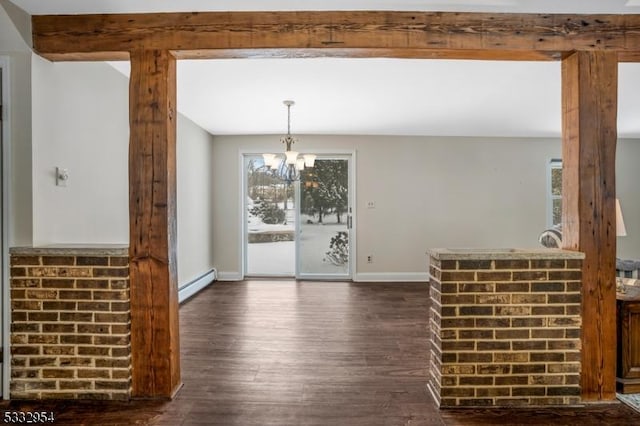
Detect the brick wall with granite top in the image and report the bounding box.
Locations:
[428,249,584,407]
[9,246,131,400]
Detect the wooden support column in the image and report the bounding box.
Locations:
[561,51,618,401]
[129,49,181,398]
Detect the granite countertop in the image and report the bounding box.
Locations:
[10,244,129,256]
[428,248,585,261]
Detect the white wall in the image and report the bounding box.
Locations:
[176,114,215,286]
[0,4,33,246]
[212,135,557,278]
[617,139,640,260]
[31,58,130,245]
[212,135,640,279]
[30,59,215,287]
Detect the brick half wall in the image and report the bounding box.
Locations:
[428,248,585,407]
[10,246,131,400]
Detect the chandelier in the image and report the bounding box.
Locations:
[262,100,316,184]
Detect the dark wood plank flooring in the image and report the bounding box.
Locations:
[2,280,640,425]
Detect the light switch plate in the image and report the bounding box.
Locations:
[56,167,69,187]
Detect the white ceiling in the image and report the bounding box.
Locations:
[12,0,640,137]
[10,0,640,15]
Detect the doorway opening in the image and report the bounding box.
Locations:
[243,153,354,280]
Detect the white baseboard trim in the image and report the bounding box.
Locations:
[216,271,244,281]
[178,269,217,303]
[215,271,428,282]
[353,272,430,282]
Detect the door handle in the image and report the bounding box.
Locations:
[347,215,352,229]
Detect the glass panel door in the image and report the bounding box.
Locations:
[297,156,352,279]
[245,155,296,276]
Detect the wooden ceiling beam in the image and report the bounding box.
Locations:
[31,11,640,62]
[172,48,559,61]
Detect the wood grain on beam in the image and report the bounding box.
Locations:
[561,51,618,401]
[172,48,558,61]
[619,51,640,62]
[129,49,181,399]
[32,11,640,61]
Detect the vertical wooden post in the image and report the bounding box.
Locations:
[128,49,181,398]
[561,51,618,401]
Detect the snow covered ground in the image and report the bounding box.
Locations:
[247,200,349,276]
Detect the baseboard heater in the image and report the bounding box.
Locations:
[178,268,217,304]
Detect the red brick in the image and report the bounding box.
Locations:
[60,312,93,322]
[42,256,75,266]
[531,352,565,362]
[530,259,565,269]
[441,271,475,282]
[496,375,528,386]
[42,301,77,310]
[109,257,129,267]
[77,256,109,266]
[11,312,28,322]
[110,302,130,312]
[59,290,92,300]
[78,301,110,311]
[460,283,494,293]
[93,290,128,301]
[43,323,75,333]
[60,381,93,390]
[440,260,457,270]
[460,306,493,316]
[511,340,546,350]
[77,369,110,379]
[531,282,565,292]
[42,369,75,378]
[78,346,110,356]
[11,256,41,266]
[28,357,57,367]
[458,260,492,270]
[494,260,529,269]
[95,313,129,323]
[477,341,510,351]
[93,267,129,278]
[12,300,42,310]
[12,346,40,355]
[11,289,26,299]
[548,270,582,280]
[476,271,512,282]
[28,267,58,277]
[58,267,92,278]
[11,323,40,333]
[76,279,109,289]
[11,278,40,288]
[548,294,581,304]
[41,279,74,288]
[10,267,27,277]
[496,282,530,292]
[29,334,60,344]
[60,357,93,367]
[28,312,59,322]
[565,259,583,269]
[512,270,547,281]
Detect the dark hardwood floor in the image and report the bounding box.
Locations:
[2,280,640,425]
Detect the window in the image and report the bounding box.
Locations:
[548,159,562,227]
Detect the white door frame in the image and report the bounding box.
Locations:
[296,151,356,281]
[240,149,356,281]
[240,152,295,278]
[0,56,12,399]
